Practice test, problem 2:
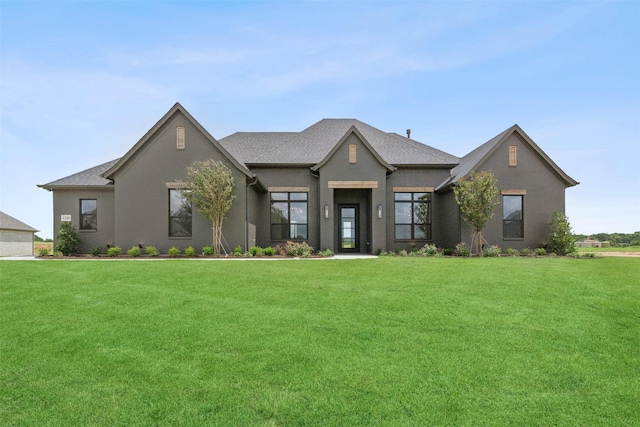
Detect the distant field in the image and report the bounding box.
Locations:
[33,241,53,255]
[577,245,640,253]
[2,257,638,425]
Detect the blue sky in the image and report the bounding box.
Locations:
[1,0,638,239]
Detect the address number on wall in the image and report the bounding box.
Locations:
[61,215,72,222]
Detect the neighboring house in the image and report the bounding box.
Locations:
[0,211,39,256]
[39,103,578,254]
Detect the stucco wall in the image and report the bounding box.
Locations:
[0,229,34,256]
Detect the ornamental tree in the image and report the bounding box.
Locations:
[181,160,235,255]
[453,170,499,256]
[56,221,80,255]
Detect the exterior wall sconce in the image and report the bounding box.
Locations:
[324,204,330,219]
[377,204,383,219]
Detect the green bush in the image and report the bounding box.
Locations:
[420,244,439,257]
[455,242,470,257]
[483,245,501,257]
[548,211,576,256]
[185,246,196,257]
[107,246,122,257]
[263,246,276,256]
[286,241,314,257]
[37,247,50,257]
[56,222,80,256]
[249,246,263,257]
[202,246,214,256]
[520,247,531,257]
[318,248,334,257]
[127,246,141,257]
[233,245,243,257]
[505,248,519,257]
[90,247,102,257]
[145,246,160,257]
[443,248,454,256]
[168,246,180,257]
[535,247,547,257]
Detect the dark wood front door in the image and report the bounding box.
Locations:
[339,205,359,253]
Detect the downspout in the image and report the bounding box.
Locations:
[310,168,321,250]
[246,175,259,251]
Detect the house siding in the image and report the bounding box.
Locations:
[52,188,115,254]
[111,112,248,254]
[460,133,567,251]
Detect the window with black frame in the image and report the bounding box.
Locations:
[394,192,431,240]
[80,199,97,230]
[169,189,192,237]
[503,195,523,238]
[270,192,308,240]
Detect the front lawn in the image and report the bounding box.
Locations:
[1,257,638,425]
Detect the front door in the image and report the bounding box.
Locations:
[339,205,359,253]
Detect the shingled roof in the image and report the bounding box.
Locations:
[435,124,578,191]
[39,159,119,189]
[0,211,38,232]
[219,119,459,167]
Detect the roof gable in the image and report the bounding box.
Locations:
[311,126,395,172]
[0,211,38,232]
[102,103,253,180]
[436,124,578,191]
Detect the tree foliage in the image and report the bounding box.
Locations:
[453,170,499,255]
[181,160,235,255]
[547,211,576,255]
[56,221,79,255]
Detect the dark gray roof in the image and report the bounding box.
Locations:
[219,119,459,166]
[435,124,578,191]
[0,211,38,232]
[39,159,119,189]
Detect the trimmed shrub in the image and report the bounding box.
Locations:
[455,242,470,257]
[505,248,519,257]
[107,246,122,257]
[185,246,196,257]
[127,246,141,257]
[37,247,50,257]
[233,245,243,257]
[57,222,79,256]
[535,247,547,257]
[443,248,454,256]
[168,246,180,257]
[249,246,263,257]
[286,241,314,257]
[263,246,276,256]
[202,246,214,256]
[420,244,439,257]
[483,245,501,257]
[145,246,160,257]
[520,247,531,257]
[90,247,102,257]
[318,248,334,257]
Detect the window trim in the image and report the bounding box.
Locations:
[270,191,308,241]
[79,199,97,231]
[393,191,432,241]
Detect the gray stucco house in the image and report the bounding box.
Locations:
[39,103,578,254]
[0,211,38,256]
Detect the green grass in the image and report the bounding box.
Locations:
[1,258,639,425]
[578,245,640,252]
